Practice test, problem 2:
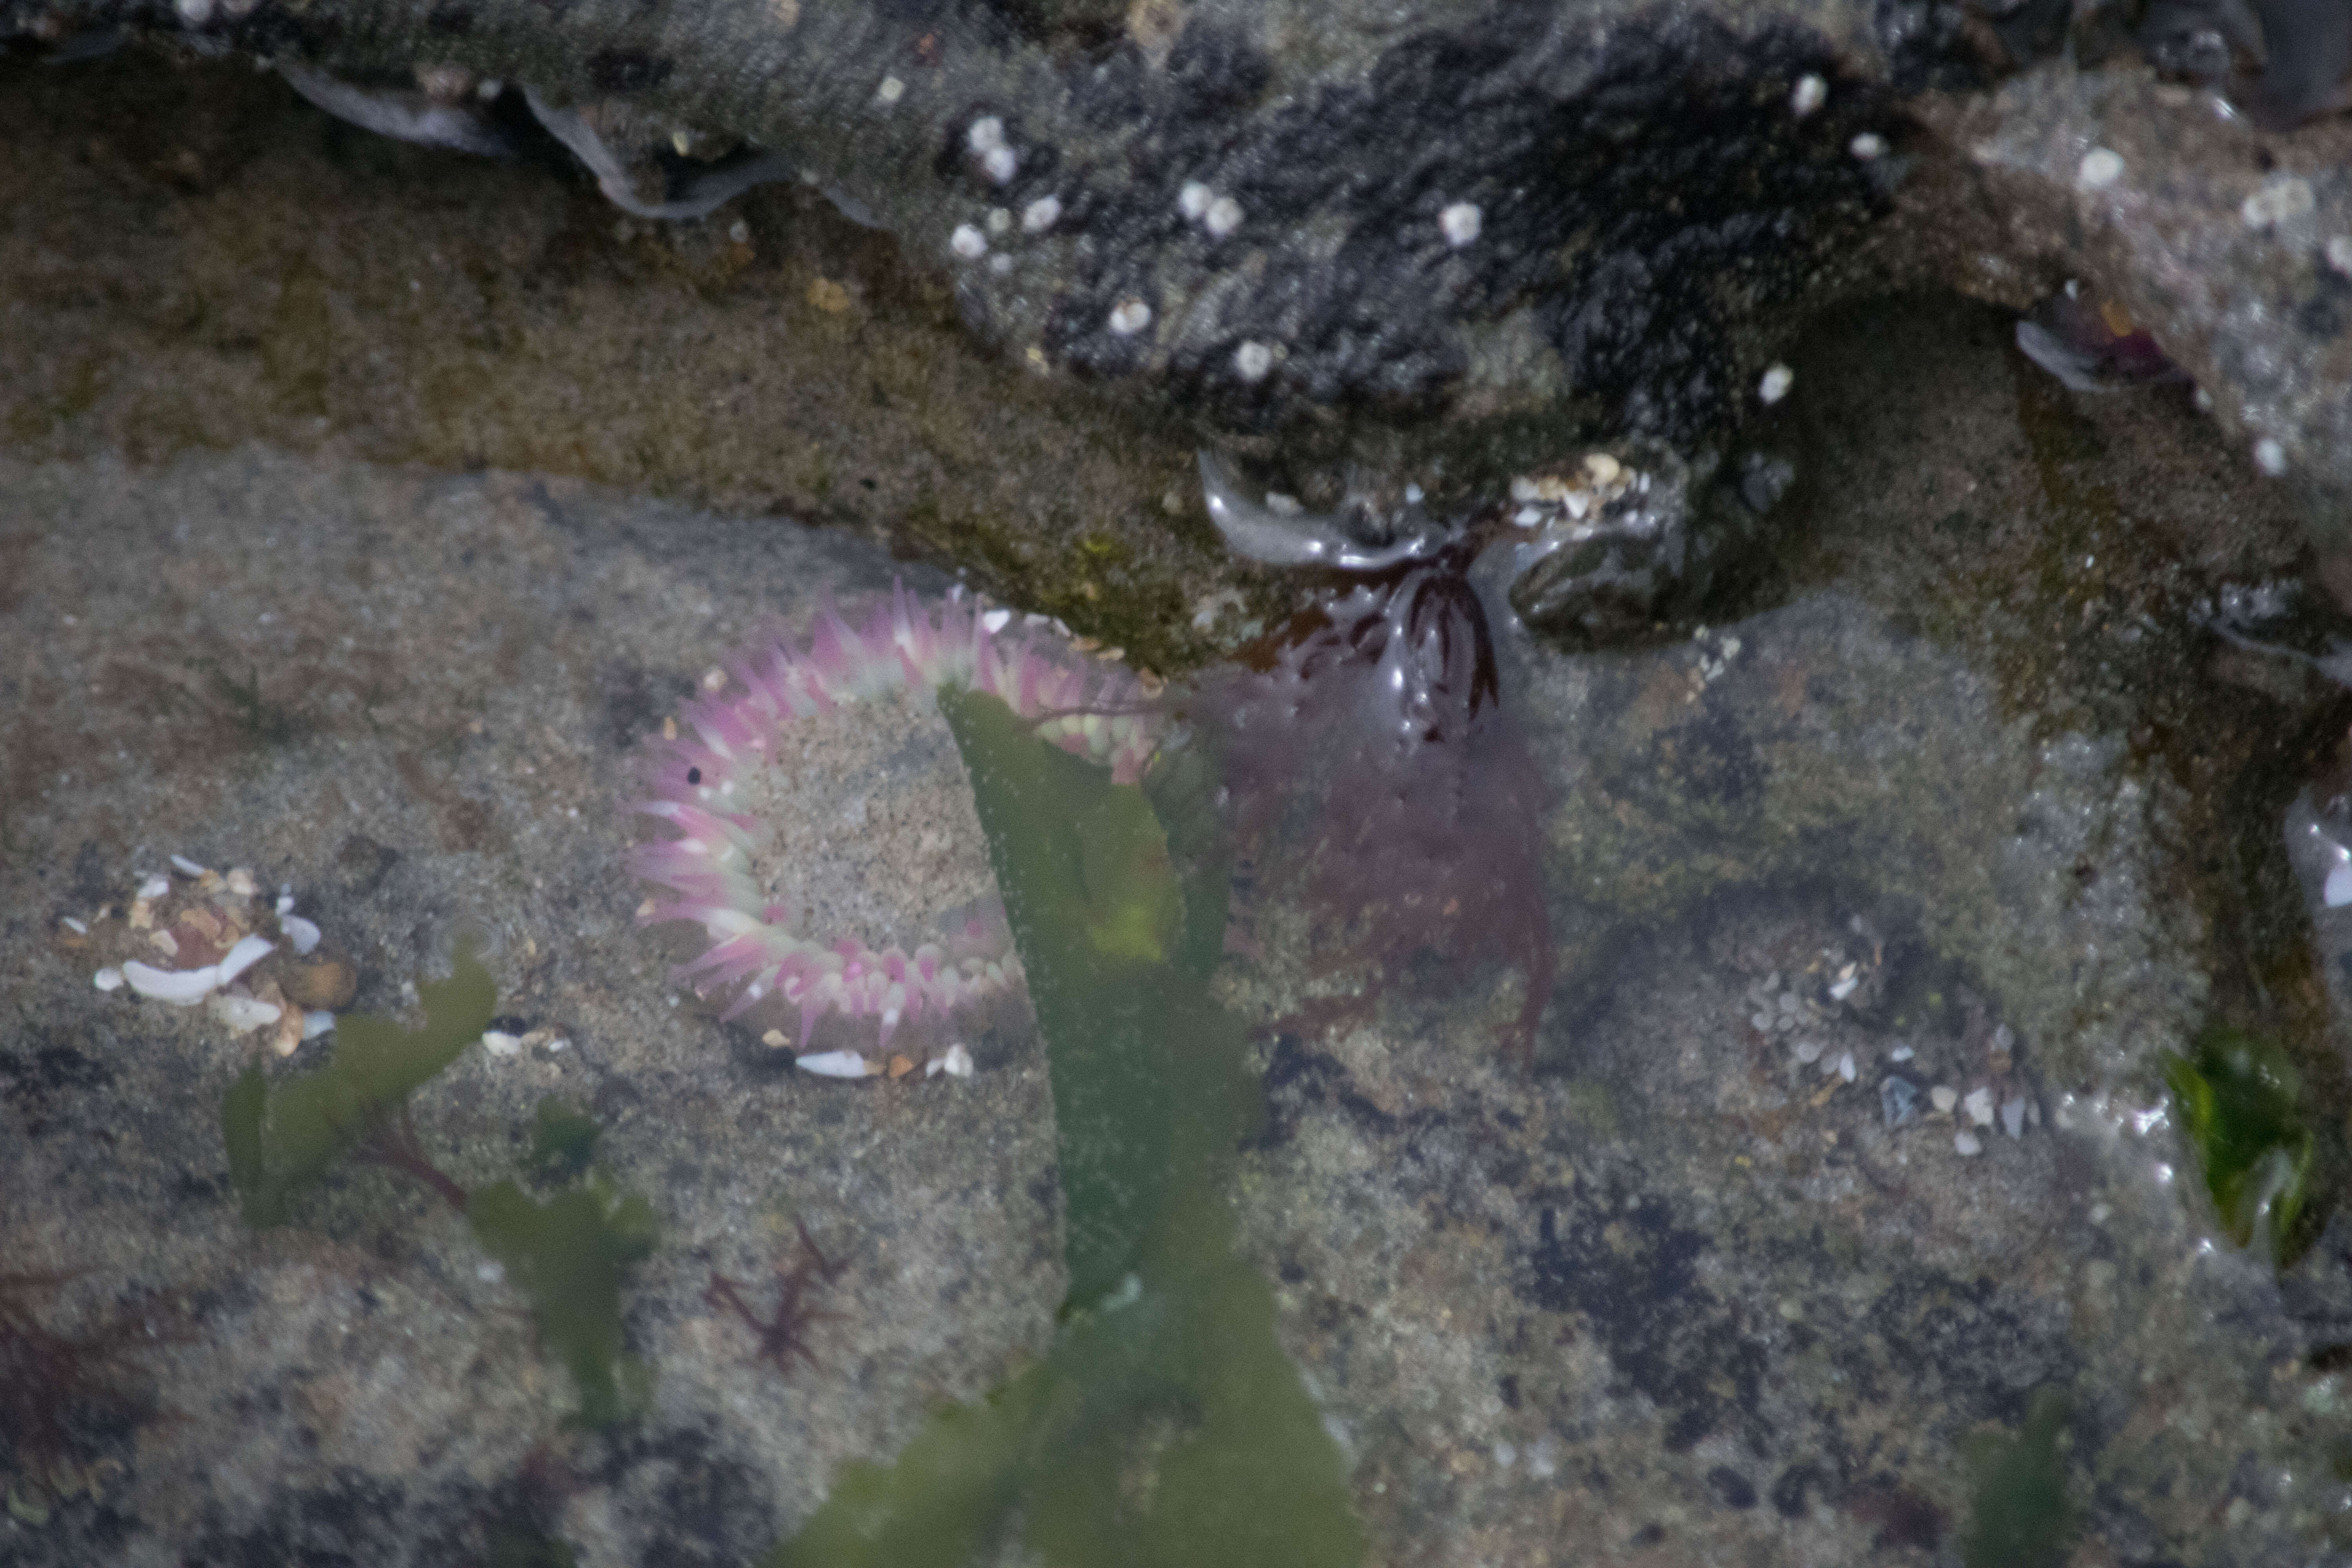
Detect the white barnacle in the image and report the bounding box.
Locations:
[2255,437,2288,477]
[1022,195,1062,233]
[1233,340,1274,383]
[982,144,1018,185]
[1204,194,1243,238]
[1439,201,1482,247]
[1108,298,1153,336]
[2076,147,2123,192]
[875,75,904,106]
[950,223,989,260]
[966,116,1005,156]
[1758,363,1795,405]
[2243,176,2316,231]
[1179,180,1212,220]
[1790,73,1826,118]
[1849,132,1886,161]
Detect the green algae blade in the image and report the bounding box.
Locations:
[467,1171,659,1427]
[764,689,1361,1568]
[526,1098,603,1183]
[1961,1387,2074,1568]
[2165,1027,2318,1263]
[221,941,495,1227]
[768,1368,1053,1568]
[941,686,1194,1304]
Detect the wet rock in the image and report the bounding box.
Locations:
[9,0,2352,538]
[8,0,1903,461]
[1215,295,2352,1565]
[1926,65,2352,540]
[0,448,1064,1564]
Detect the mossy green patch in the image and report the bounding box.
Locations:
[222,955,657,1428]
[527,1099,603,1183]
[468,1172,659,1428]
[222,942,495,1227]
[2166,1027,2318,1263]
[1961,1387,2074,1568]
[769,691,1362,1568]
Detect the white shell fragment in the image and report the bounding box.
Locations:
[797,1050,879,1079]
[1849,132,1887,161]
[302,1011,336,1040]
[171,855,209,877]
[1954,1131,1984,1156]
[215,934,276,987]
[481,1030,523,1058]
[138,874,171,901]
[93,967,124,992]
[61,916,88,935]
[1827,973,1859,1001]
[2326,862,2352,909]
[2000,1096,2028,1139]
[210,993,285,1033]
[2255,437,2288,478]
[1962,1086,1995,1127]
[283,915,323,955]
[122,961,220,1005]
[1930,1085,1959,1114]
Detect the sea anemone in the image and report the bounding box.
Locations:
[630,583,1158,1058]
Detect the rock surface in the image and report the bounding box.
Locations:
[1224,295,2352,1566]
[7,296,2351,1564]
[9,0,2352,525]
[0,450,1066,1565]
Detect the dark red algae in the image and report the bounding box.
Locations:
[703,1220,848,1379]
[1192,535,1555,1063]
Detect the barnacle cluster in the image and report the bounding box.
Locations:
[630,584,1156,1060]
